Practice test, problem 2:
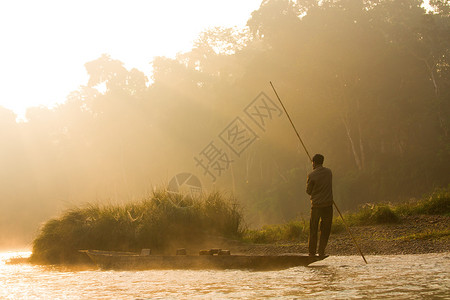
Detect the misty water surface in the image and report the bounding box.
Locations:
[1,252,449,299]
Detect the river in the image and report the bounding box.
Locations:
[1,251,449,299]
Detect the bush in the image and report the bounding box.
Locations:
[30,190,244,264]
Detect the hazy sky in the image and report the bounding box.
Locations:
[0,0,262,119]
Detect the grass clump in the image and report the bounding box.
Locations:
[395,186,450,216]
[243,203,401,243]
[243,186,450,244]
[244,220,309,244]
[337,186,450,228]
[330,218,346,233]
[30,190,243,265]
[345,203,400,226]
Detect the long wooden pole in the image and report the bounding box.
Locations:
[332,198,368,264]
[269,81,368,264]
[269,82,312,162]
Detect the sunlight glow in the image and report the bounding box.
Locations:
[0,0,261,120]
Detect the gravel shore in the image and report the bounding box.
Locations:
[232,215,450,256]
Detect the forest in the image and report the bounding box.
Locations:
[0,0,448,247]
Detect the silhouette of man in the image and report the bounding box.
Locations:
[306,154,333,257]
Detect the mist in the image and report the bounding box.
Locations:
[0,0,448,248]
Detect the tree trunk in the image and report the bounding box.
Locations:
[342,115,362,170]
[358,121,365,170]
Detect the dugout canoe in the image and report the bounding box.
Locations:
[80,249,328,270]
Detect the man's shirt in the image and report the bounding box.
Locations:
[306,166,333,207]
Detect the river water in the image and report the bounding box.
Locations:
[1,251,449,299]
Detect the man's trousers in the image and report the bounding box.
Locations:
[309,205,333,256]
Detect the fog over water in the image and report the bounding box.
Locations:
[1,252,449,299]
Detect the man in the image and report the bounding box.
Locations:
[306,154,333,257]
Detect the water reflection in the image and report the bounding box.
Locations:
[1,252,449,299]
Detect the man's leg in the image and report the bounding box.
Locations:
[309,207,320,256]
[318,205,333,256]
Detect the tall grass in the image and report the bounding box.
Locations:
[395,186,450,216]
[242,203,401,244]
[341,203,400,226]
[30,190,243,264]
[244,186,450,243]
[244,220,309,244]
[31,186,449,262]
[333,185,450,229]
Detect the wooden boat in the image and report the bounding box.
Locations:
[80,249,328,270]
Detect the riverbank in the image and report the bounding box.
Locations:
[232,214,450,256]
[6,214,449,266]
[27,186,449,264]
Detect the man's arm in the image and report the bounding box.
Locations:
[306,176,314,195]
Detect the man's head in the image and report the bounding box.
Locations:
[312,154,324,168]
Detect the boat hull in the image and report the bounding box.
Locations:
[81,250,327,270]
